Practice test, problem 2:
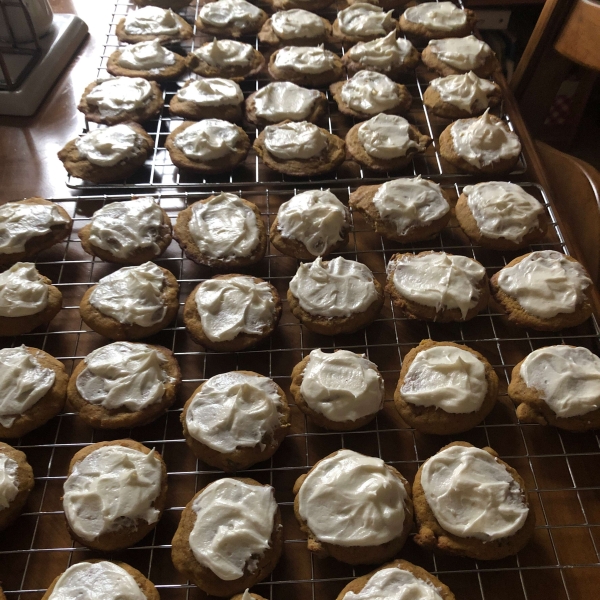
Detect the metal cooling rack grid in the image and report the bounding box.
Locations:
[0,183,599,600]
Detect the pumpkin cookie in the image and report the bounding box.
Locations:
[0,442,34,531]
[258,9,333,47]
[187,39,265,81]
[196,0,267,38]
[333,3,398,44]
[116,6,193,44]
[268,45,344,87]
[400,2,475,40]
[169,78,244,122]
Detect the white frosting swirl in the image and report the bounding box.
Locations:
[76,342,172,412]
[0,454,18,509]
[47,562,146,600]
[189,479,277,581]
[372,177,449,235]
[194,39,254,67]
[117,39,177,71]
[300,349,384,422]
[0,346,55,428]
[421,445,529,540]
[463,182,544,242]
[430,71,497,112]
[496,250,591,319]
[388,252,485,319]
[0,201,69,255]
[85,78,153,118]
[338,3,395,38]
[341,71,400,115]
[89,261,167,327]
[289,256,379,318]
[273,45,338,75]
[264,121,327,160]
[520,345,600,418]
[174,119,243,162]
[185,371,282,453]
[63,445,162,541]
[401,345,487,413]
[75,124,143,168]
[403,2,468,32]
[272,9,325,39]
[253,82,321,123]
[277,189,348,256]
[195,276,275,342]
[358,114,419,159]
[199,0,263,28]
[123,6,181,36]
[189,193,259,260]
[176,78,243,107]
[428,36,493,71]
[0,262,49,317]
[298,449,408,546]
[88,197,165,260]
[347,31,415,70]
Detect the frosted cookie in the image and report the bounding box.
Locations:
[78,77,163,125]
[350,177,450,242]
[0,197,72,267]
[58,123,153,184]
[288,256,384,335]
[330,71,412,120]
[0,442,34,532]
[182,371,290,471]
[171,478,283,597]
[79,197,172,265]
[196,0,267,38]
[63,440,167,551]
[259,9,333,47]
[80,262,180,340]
[41,560,160,600]
[333,4,398,44]
[108,40,186,82]
[456,182,546,250]
[187,39,265,81]
[290,349,384,430]
[231,592,266,600]
[270,189,350,260]
[490,250,593,331]
[184,274,281,351]
[266,0,333,11]
[422,35,500,78]
[343,32,420,80]
[133,0,190,8]
[509,345,600,432]
[413,442,535,560]
[293,449,413,564]
[400,2,475,40]
[440,110,522,174]
[336,559,456,600]
[268,45,344,87]
[0,262,62,337]
[67,342,181,429]
[174,193,266,269]
[345,114,431,172]
[169,78,244,122]
[245,82,327,128]
[424,71,501,119]
[386,251,489,322]
[347,0,413,12]
[0,346,68,439]
[116,6,193,44]
[395,340,499,435]
[165,119,250,174]
[254,120,345,177]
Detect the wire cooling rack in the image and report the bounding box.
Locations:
[0,183,599,600]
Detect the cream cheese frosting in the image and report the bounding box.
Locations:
[199,0,263,29]
[338,3,395,38]
[253,82,321,123]
[388,252,485,319]
[174,119,243,162]
[75,124,143,168]
[428,35,493,71]
[0,346,55,428]
[496,250,591,319]
[117,39,177,71]
[300,349,384,422]
[194,276,275,342]
[89,261,167,327]
[347,31,415,70]
[189,479,277,581]
[430,71,497,112]
[0,262,49,317]
[372,177,449,235]
[421,445,529,540]
[271,9,325,39]
[47,562,146,600]
[185,371,282,453]
[123,6,182,36]
[194,39,255,67]
[401,345,487,413]
[0,201,69,255]
[85,78,153,118]
[277,189,348,256]
[358,114,419,159]
[298,449,408,546]
[176,78,243,107]
[273,45,338,75]
[463,182,544,242]
[403,2,468,32]
[189,193,260,260]
[0,454,19,510]
[63,445,162,541]
[76,342,172,412]
[264,121,327,160]
[289,256,379,318]
[341,71,400,115]
[451,109,521,168]
[520,345,600,418]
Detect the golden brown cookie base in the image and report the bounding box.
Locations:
[107,50,187,82]
[423,81,502,119]
[245,89,327,128]
[258,16,333,47]
[399,11,475,41]
[422,45,501,78]
[0,442,34,532]
[195,9,267,39]
[186,47,265,81]
[342,46,420,80]
[331,19,398,45]
[169,93,243,123]
[115,16,193,44]
[268,52,344,88]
